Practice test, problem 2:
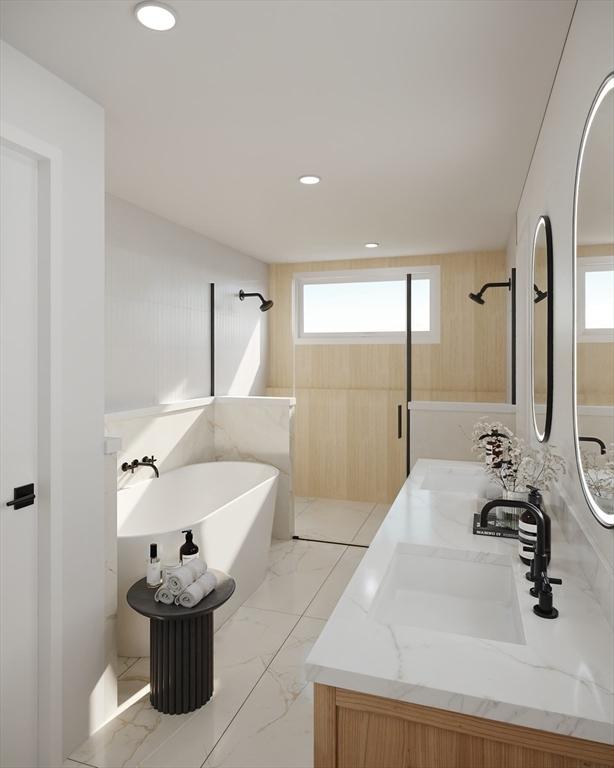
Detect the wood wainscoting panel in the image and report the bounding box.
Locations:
[268,251,510,502]
[314,684,614,768]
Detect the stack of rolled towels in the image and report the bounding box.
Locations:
[154,558,218,608]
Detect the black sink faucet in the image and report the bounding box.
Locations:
[121,455,159,478]
[479,499,562,619]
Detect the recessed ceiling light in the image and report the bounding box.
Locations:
[364,242,379,248]
[135,2,177,31]
[299,175,321,185]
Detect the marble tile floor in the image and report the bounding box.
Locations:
[68,537,365,768]
[294,496,390,546]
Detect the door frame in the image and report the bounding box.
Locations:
[1,120,64,767]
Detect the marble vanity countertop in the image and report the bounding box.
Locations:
[306,459,614,745]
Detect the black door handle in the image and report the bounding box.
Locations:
[397,404,403,439]
[6,483,36,509]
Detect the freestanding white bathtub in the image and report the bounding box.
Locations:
[117,461,279,657]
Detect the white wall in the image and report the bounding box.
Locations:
[410,403,516,470]
[1,41,106,760]
[514,2,614,574]
[106,195,269,412]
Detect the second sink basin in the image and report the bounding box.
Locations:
[370,544,526,645]
[419,464,488,494]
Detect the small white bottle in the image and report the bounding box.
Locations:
[146,543,162,588]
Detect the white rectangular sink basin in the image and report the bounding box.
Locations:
[370,545,526,645]
[420,465,487,494]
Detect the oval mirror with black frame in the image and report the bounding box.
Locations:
[573,73,614,527]
[531,215,553,442]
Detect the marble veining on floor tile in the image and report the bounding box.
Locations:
[304,546,365,621]
[206,616,326,768]
[70,606,298,768]
[118,657,150,707]
[244,538,346,615]
[138,606,299,768]
[69,531,366,768]
[352,502,390,546]
[294,497,376,543]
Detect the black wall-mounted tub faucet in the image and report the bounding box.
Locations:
[479,498,562,619]
[121,455,159,478]
[579,436,607,455]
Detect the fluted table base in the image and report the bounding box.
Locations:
[149,613,213,714]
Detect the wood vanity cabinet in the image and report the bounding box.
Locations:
[314,684,614,768]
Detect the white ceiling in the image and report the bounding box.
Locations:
[0,0,575,263]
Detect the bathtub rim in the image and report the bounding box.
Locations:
[117,460,280,540]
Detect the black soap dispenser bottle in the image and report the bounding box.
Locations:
[180,529,199,564]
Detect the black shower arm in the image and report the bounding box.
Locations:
[476,280,512,295]
[240,291,267,303]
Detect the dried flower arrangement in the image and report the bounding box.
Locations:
[471,421,566,493]
[580,444,614,501]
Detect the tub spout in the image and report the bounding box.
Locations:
[121,456,159,478]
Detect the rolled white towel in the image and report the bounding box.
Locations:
[167,558,207,595]
[154,584,175,605]
[175,571,218,608]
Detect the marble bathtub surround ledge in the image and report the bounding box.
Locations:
[306,459,614,746]
[105,394,295,537]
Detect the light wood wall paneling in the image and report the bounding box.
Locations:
[268,251,509,501]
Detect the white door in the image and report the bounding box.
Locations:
[0,141,39,768]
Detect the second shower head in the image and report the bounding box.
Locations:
[468,278,511,306]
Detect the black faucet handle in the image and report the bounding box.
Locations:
[142,455,157,464]
[548,576,562,585]
[533,581,559,619]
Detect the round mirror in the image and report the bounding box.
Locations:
[531,215,553,442]
[574,73,614,527]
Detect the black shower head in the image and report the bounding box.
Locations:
[468,291,485,305]
[534,284,548,304]
[239,289,274,312]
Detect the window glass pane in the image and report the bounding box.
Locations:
[302,278,430,334]
[585,269,614,329]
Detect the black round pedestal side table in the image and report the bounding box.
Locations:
[127,570,235,715]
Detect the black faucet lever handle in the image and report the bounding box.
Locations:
[548,577,562,585]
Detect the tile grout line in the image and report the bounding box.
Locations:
[66,758,98,768]
[140,604,303,768]
[117,656,141,681]
[295,497,377,546]
[240,604,304,620]
[196,611,304,768]
[349,501,380,545]
[303,545,352,619]
[105,538,346,768]
[199,538,349,768]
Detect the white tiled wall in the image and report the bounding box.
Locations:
[106,196,269,412]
